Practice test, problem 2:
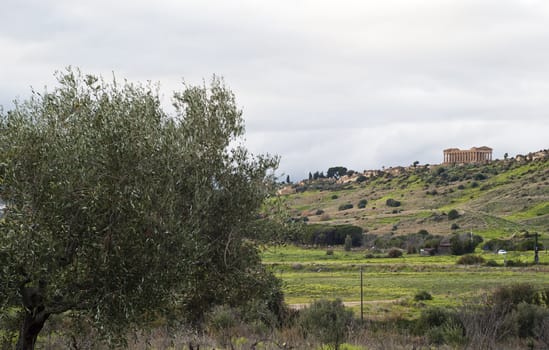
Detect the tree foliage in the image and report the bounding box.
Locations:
[449,233,483,255]
[300,224,363,247]
[0,69,280,347]
[327,166,347,179]
[386,198,401,207]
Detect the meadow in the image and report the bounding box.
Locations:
[262,245,549,318]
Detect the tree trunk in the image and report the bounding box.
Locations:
[16,309,50,350]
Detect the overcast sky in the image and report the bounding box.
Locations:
[1,0,548,181]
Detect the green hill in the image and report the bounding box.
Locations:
[281,151,549,246]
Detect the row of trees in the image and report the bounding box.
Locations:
[307,166,350,181]
[0,69,284,349]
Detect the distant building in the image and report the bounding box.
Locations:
[443,146,493,164]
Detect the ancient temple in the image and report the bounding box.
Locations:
[443,146,493,164]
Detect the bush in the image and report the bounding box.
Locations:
[415,291,433,301]
[483,238,515,252]
[485,260,499,267]
[414,307,453,334]
[387,248,403,258]
[450,223,459,230]
[344,234,352,252]
[338,203,353,211]
[490,284,540,309]
[505,259,529,267]
[515,302,549,338]
[516,239,544,251]
[298,299,353,350]
[315,209,325,216]
[356,175,367,183]
[205,305,240,349]
[447,209,460,220]
[456,254,485,265]
[326,249,334,255]
[386,198,401,207]
[357,199,368,209]
[331,194,339,200]
[320,213,331,221]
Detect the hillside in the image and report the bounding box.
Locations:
[281,150,549,244]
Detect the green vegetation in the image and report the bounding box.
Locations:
[338,203,354,211]
[283,155,549,241]
[262,245,549,305]
[0,70,281,348]
[357,199,368,209]
[298,299,353,350]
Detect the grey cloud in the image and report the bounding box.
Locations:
[1,0,548,181]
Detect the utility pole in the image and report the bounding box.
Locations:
[535,232,539,265]
[360,266,364,322]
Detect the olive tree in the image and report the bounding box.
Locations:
[0,69,280,349]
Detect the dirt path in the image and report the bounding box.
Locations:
[289,299,399,310]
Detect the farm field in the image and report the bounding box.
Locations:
[262,245,549,318]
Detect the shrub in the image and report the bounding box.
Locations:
[418,229,429,236]
[326,249,334,255]
[331,194,339,200]
[205,305,240,349]
[515,302,549,338]
[387,248,403,258]
[414,307,453,334]
[450,223,459,230]
[447,209,460,220]
[483,238,515,252]
[315,209,325,216]
[456,254,485,265]
[338,203,353,211]
[490,284,540,309]
[357,199,368,209]
[298,299,353,350]
[386,198,401,207]
[415,291,433,301]
[356,175,367,183]
[485,260,499,267]
[516,239,544,251]
[320,213,331,221]
[457,184,465,190]
[344,234,352,252]
[505,259,529,267]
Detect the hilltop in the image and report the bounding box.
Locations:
[280,149,549,244]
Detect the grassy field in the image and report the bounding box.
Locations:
[262,245,549,318]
